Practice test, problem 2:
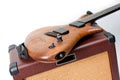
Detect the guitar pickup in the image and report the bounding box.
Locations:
[45,28,69,37]
[53,28,69,35]
[45,32,58,37]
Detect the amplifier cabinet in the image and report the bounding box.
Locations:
[9,31,119,80]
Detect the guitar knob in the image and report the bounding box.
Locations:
[57,34,63,42]
[49,43,55,49]
[55,51,66,60]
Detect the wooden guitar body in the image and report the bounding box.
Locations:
[24,22,103,63]
[24,3,119,63]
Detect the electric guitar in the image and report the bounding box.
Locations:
[17,3,120,63]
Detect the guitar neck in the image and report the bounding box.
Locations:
[70,3,120,27]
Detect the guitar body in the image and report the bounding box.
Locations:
[24,23,103,63]
[20,3,120,62]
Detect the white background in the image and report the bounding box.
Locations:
[0,0,120,80]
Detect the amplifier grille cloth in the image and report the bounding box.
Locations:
[26,51,112,80]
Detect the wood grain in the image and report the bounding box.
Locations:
[24,15,103,63]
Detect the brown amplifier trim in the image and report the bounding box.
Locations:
[108,43,120,80]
